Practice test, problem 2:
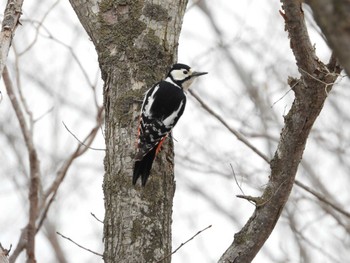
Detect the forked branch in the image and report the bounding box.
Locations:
[218,1,340,262]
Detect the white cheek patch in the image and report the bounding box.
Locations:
[171,69,184,81]
[171,69,193,81]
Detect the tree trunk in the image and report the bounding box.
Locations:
[68,0,188,262]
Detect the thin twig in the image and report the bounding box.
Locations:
[189,90,270,163]
[230,164,257,205]
[236,195,262,205]
[230,163,245,196]
[156,225,212,262]
[90,213,103,224]
[294,180,350,218]
[62,121,105,151]
[44,107,103,199]
[270,86,295,108]
[34,106,54,123]
[190,89,347,217]
[298,67,341,96]
[56,232,103,257]
[237,179,288,207]
[39,107,104,231]
[100,126,105,140]
[43,29,94,90]
[18,0,60,56]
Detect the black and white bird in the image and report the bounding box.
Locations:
[133,63,208,186]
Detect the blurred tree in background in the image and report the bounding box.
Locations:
[1,0,350,263]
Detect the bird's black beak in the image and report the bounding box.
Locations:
[192,71,208,77]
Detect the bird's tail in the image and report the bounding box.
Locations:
[133,146,157,186]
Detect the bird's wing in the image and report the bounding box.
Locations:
[135,82,186,160]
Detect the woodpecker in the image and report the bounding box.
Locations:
[133,63,208,186]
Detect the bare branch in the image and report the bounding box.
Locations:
[280,1,318,75]
[40,29,96,91]
[33,106,54,123]
[9,230,26,263]
[0,243,11,263]
[44,107,103,198]
[12,45,34,132]
[37,106,104,232]
[90,213,103,224]
[190,82,349,221]
[0,0,24,78]
[237,179,288,208]
[0,247,9,263]
[294,180,350,218]
[4,67,103,262]
[62,121,105,151]
[17,0,60,56]
[236,195,262,206]
[219,1,341,261]
[56,232,103,257]
[156,225,212,263]
[3,66,40,263]
[189,90,270,163]
[230,164,245,196]
[44,221,68,263]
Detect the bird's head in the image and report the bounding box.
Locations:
[167,63,208,90]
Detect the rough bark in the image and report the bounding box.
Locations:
[69,0,188,262]
[68,0,100,45]
[0,0,24,78]
[218,1,341,262]
[306,0,350,76]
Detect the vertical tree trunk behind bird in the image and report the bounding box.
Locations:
[69,0,188,262]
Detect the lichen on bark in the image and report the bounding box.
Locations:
[96,1,188,262]
[67,0,186,262]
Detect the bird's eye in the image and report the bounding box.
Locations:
[183,70,188,74]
